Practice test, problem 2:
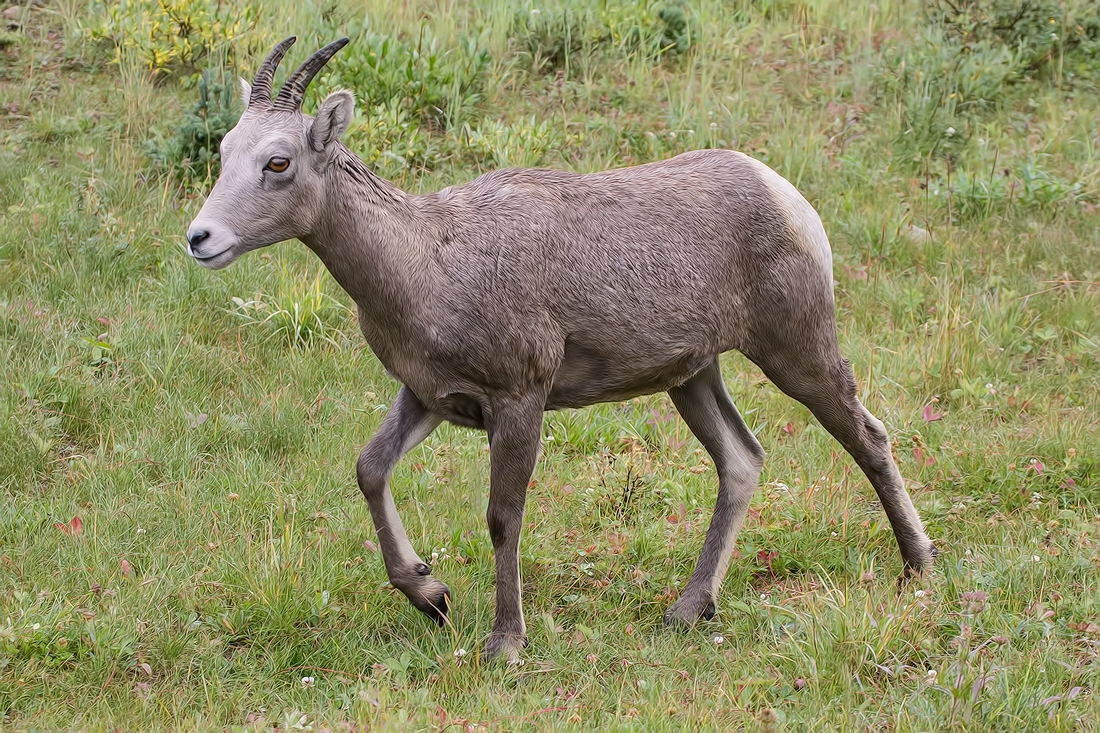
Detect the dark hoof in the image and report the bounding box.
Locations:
[663,592,717,630]
[484,631,527,663]
[897,541,939,588]
[663,608,701,631]
[409,580,451,626]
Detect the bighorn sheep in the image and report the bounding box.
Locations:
[186,37,936,662]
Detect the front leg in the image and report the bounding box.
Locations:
[357,386,448,623]
[483,390,546,663]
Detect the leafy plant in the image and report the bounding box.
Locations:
[927,0,1100,78]
[463,116,573,169]
[873,28,1024,165]
[92,0,260,75]
[511,7,611,73]
[0,613,88,668]
[314,25,492,130]
[231,267,350,348]
[0,30,23,50]
[619,0,699,59]
[938,157,1086,221]
[873,1,1100,168]
[511,1,699,74]
[342,103,443,179]
[145,70,241,186]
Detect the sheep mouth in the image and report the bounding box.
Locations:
[190,247,237,269]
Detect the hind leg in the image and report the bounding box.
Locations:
[483,389,547,662]
[664,359,766,628]
[745,340,935,581]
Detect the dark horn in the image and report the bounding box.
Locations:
[250,36,297,107]
[272,37,350,112]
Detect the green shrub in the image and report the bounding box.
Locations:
[231,267,350,349]
[873,1,1099,168]
[510,1,698,74]
[887,36,1021,159]
[934,157,1086,222]
[342,103,442,179]
[290,23,494,181]
[145,70,241,186]
[927,0,1100,79]
[312,24,492,130]
[91,0,262,76]
[0,30,23,50]
[619,0,698,59]
[511,7,610,73]
[463,116,573,169]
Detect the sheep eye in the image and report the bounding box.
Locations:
[265,157,290,173]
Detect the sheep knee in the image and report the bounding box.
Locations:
[356,447,387,500]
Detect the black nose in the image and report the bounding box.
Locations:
[188,230,210,247]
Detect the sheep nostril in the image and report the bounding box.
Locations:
[188,230,210,248]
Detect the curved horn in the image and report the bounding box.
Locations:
[250,36,297,107]
[272,37,350,112]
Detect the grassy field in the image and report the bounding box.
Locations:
[1,0,1099,729]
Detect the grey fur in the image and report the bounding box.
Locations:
[187,39,935,662]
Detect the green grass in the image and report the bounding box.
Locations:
[2,0,1099,729]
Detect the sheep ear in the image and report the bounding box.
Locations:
[309,90,354,152]
[238,77,252,106]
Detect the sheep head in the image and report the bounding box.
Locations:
[186,37,352,269]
